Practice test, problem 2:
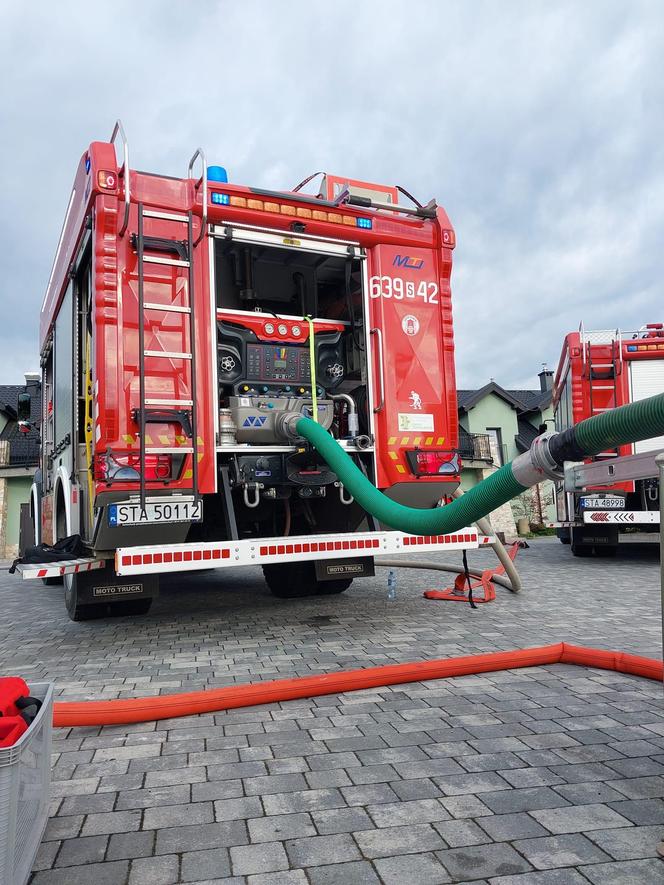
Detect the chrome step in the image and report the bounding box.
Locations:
[143,255,190,268]
[143,210,189,222]
[144,302,191,314]
[144,398,194,407]
[144,350,192,360]
[145,446,194,454]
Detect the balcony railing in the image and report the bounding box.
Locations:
[0,438,39,468]
[458,431,493,464]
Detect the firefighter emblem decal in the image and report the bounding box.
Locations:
[409,390,423,410]
[402,315,420,336]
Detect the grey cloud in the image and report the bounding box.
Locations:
[0,0,662,388]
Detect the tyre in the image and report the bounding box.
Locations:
[315,579,353,595]
[42,576,63,586]
[64,573,101,621]
[571,544,593,558]
[557,527,571,545]
[263,561,352,598]
[109,598,153,617]
[594,545,617,558]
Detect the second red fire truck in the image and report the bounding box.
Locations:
[552,323,663,556]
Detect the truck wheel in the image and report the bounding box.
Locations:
[571,543,593,557]
[594,545,617,558]
[262,562,352,598]
[109,599,153,616]
[316,579,353,595]
[263,562,314,598]
[64,574,100,621]
[557,527,571,545]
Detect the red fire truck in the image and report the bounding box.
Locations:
[19,121,483,619]
[552,323,663,556]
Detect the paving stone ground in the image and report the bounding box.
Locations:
[1,537,663,884]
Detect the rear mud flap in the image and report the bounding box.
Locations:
[74,566,159,605]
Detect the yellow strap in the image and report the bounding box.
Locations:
[305,315,318,423]
[84,334,94,525]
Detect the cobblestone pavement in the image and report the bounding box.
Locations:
[2,537,663,883]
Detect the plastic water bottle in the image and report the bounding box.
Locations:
[387,569,397,601]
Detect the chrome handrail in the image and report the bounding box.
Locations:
[110,120,130,237]
[371,328,385,413]
[616,327,623,375]
[578,321,586,377]
[188,148,207,246]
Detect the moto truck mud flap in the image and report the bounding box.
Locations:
[69,565,159,606]
[315,557,375,581]
[571,525,619,547]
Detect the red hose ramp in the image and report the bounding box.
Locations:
[51,642,663,728]
[424,540,522,604]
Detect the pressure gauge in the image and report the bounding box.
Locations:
[292,325,302,337]
[278,324,288,336]
[264,322,275,335]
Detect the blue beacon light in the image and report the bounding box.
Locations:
[207,165,228,182]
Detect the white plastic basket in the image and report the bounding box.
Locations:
[0,683,53,885]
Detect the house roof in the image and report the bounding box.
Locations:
[515,416,540,453]
[458,382,552,415]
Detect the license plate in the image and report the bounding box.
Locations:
[108,501,203,526]
[580,496,625,510]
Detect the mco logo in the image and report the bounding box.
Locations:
[393,255,424,270]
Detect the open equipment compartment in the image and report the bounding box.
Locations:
[211,225,377,542]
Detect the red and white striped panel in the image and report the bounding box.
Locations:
[115,530,483,576]
[18,558,107,580]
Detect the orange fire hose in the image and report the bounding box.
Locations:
[52,642,663,728]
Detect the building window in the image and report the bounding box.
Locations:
[486,427,504,466]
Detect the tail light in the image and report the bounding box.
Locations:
[405,449,460,477]
[97,170,117,190]
[94,452,172,482]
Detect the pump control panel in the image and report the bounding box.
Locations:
[218,318,345,395]
[246,344,311,383]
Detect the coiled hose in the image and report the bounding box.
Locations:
[295,392,664,535]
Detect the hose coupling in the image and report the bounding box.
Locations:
[529,432,564,480]
[276,412,305,442]
[511,432,564,487]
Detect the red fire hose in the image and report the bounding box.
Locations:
[52,642,663,728]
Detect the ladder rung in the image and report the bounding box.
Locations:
[592,407,610,412]
[145,398,194,407]
[592,385,615,390]
[143,255,190,268]
[145,446,194,454]
[144,350,192,360]
[144,302,191,314]
[590,363,612,368]
[143,210,190,222]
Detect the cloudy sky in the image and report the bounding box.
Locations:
[1,0,662,389]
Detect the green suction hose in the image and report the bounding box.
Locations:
[294,392,664,536]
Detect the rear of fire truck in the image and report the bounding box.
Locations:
[553,323,664,556]
[23,122,477,620]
